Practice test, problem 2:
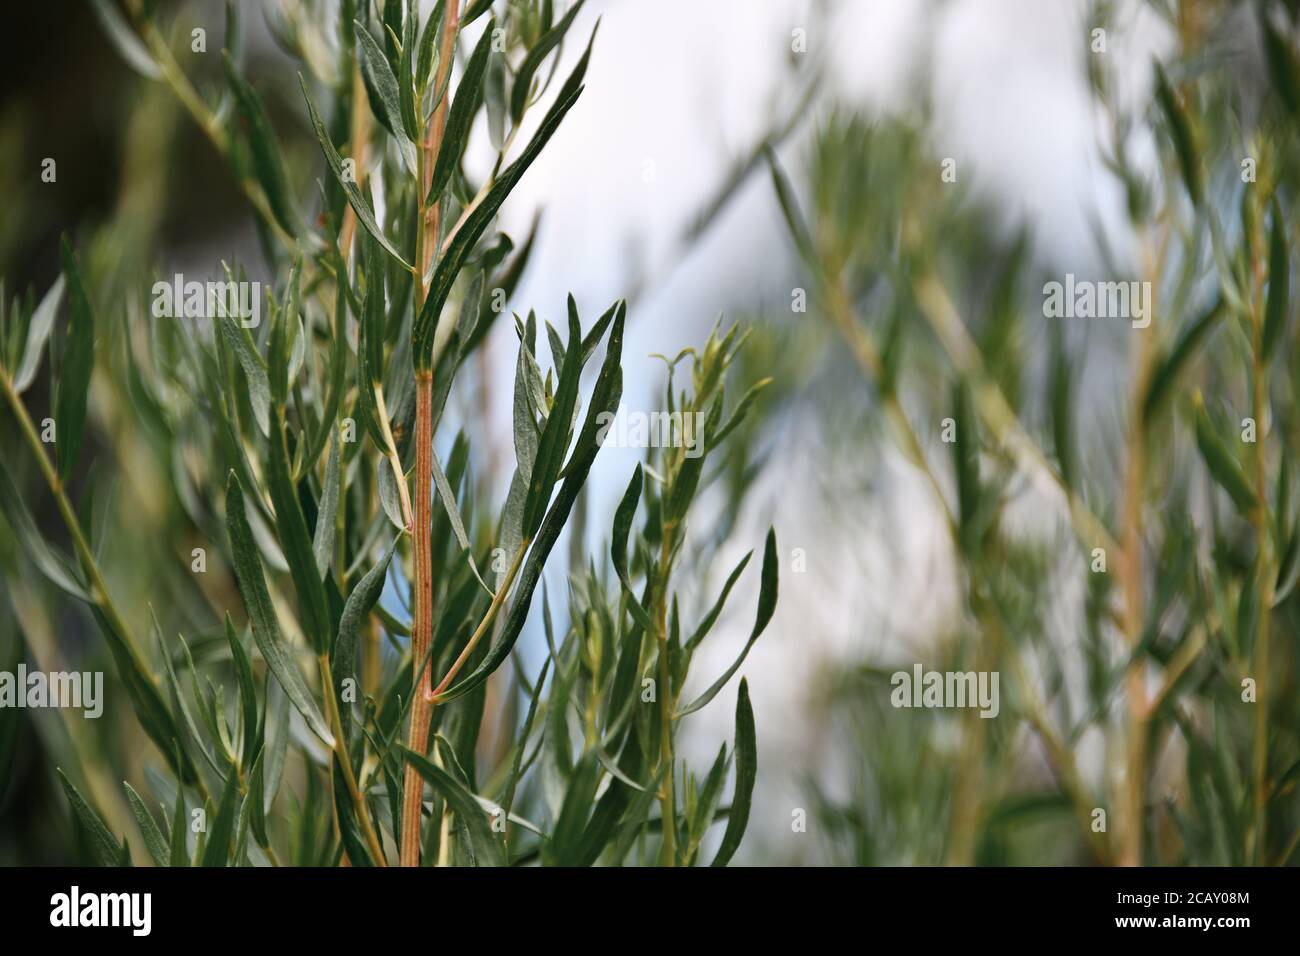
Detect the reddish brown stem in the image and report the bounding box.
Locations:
[400,0,459,869]
[400,372,436,867]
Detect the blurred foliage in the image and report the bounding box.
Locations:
[750,0,1300,865]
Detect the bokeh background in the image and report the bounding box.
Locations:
[3,0,1298,866]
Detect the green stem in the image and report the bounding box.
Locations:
[0,372,155,681]
[429,541,529,702]
[1250,253,1273,865]
[654,526,678,866]
[319,654,388,865]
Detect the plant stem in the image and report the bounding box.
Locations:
[400,0,461,867]
[136,20,297,254]
[0,373,157,698]
[374,384,413,529]
[421,0,461,283]
[654,526,678,866]
[429,542,528,702]
[339,64,371,264]
[913,274,1120,558]
[1250,241,1273,864]
[1117,232,1161,868]
[318,654,387,865]
[400,372,436,867]
[825,277,959,542]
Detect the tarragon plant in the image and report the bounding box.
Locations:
[0,0,775,867]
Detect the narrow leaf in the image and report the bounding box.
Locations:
[224,473,334,746]
[88,0,161,79]
[710,678,755,866]
[58,769,122,866]
[13,276,64,393]
[400,746,506,866]
[299,75,413,270]
[678,528,778,717]
[1193,397,1258,518]
[312,435,341,579]
[55,238,95,481]
[123,782,169,867]
[1262,198,1289,363]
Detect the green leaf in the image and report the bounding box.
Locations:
[437,302,624,701]
[88,608,195,789]
[200,770,240,866]
[397,0,419,142]
[223,53,301,236]
[544,751,600,865]
[123,782,169,867]
[1049,327,1075,489]
[415,0,446,90]
[1154,64,1201,206]
[1193,396,1257,518]
[462,0,495,27]
[312,435,341,579]
[510,0,585,121]
[521,297,584,538]
[335,535,397,737]
[263,682,290,822]
[356,22,413,149]
[87,0,161,80]
[1260,6,1300,117]
[0,460,92,601]
[377,455,408,531]
[485,48,507,150]
[413,81,585,367]
[1143,296,1224,423]
[664,395,722,526]
[169,769,189,866]
[710,678,755,866]
[232,787,254,866]
[224,613,260,767]
[951,382,980,554]
[500,658,550,833]
[12,276,64,393]
[57,769,122,866]
[356,232,391,448]
[611,464,655,631]
[687,743,729,861]
[1262,198,1289,363]
[299,75,413,270]
[158,621,220,777]
[685,550,753,652]
[400,746,506,866]
[224,473,334,746]
[426,19,494,206]
[55,238,95,481]
[215,313,271,436]
[430,446,492,595]
[332,754,375,866]
[764,145,816,265]
[712,376,771,447]
[265,403,331,654]
[678,528,778,717]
